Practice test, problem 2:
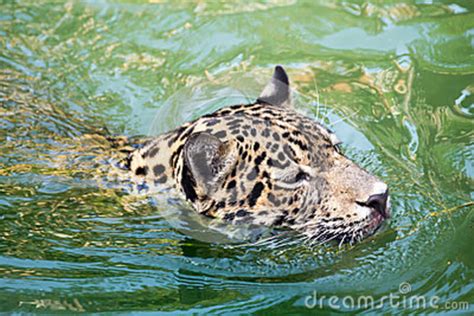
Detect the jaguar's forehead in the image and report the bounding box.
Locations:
[201,103,327,133]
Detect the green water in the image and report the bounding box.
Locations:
[0,0,473,314]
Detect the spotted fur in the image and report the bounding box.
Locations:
[124,66,390,243]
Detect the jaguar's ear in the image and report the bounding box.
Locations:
[184,132,237,198]
[257,65,291,107]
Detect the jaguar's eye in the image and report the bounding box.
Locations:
[295,170,310,182]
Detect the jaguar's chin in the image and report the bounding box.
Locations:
[347,215,389,244]
[313,210,390,245]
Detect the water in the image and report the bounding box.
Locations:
[0,1,473,314]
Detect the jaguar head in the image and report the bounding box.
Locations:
[181,66,390,243]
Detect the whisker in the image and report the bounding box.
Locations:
[307,228,327,243]
[312,76,322,122]
[338,235,346,248]
[327,108,362,127]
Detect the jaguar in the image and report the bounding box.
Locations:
[122,66,390,244]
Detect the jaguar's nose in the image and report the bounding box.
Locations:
[366,189,390,218]
[357,182,390,218]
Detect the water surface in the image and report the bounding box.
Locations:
[0,0,473,314]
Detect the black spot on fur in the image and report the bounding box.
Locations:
[226,180,236,190]
[217,109,231,116]
[272,159,290,169]
[155,175,167,184]
[268,193,281,206]
[153,164,165,175]
[248,182,264,207]
[223,212,235,221]
[179,126,195,142]
[181,163,197,202]
[230,166,237,178]
[227,119,243,127]
[268,193,276,203]
[175,125,187,137]
[247,167,258,180]
[255,152,266,165]
[170,144,184,169]
[206,118,220,126]
[214,130,227,138]
[236,209,248,217]
[144,146,159,158]
[273,213,287,226]
[290,137,308,151]
[283,144,297,160]
[230,104,244,110]
[135,166,148,176]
